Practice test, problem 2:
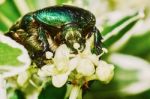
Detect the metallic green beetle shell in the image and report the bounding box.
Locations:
[34,5,96,29]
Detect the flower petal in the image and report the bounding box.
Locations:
[54,44,70,59]
[54,44,70,71]
[68,57,79,71]
[76,59,95,76]
[38,64,56,77]
[87,54,99,66]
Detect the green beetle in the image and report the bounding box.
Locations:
[6,5,102,67]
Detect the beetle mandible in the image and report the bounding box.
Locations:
[6,5,102,67]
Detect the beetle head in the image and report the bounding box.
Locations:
[62,26,85,52]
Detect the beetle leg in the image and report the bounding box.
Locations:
[91,27,103,55]
[38,26,50,53]
[28,27,51,67]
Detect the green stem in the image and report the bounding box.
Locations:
[77,87,82,99]
[69,85,82,99]
[64,85,73,99]
[86,75,97,81]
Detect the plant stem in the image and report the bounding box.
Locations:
[64,85,72,99]
[77,87,82,99]
[69,85,82,99]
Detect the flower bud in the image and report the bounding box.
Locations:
[96,61,114,83]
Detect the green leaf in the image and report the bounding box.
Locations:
[8,89,25,99]
[0,42,23,66]
[124,90,150,99]
[104,20,137,48]
[26,0,38,11]
[56,0,70,5]
[101,13,138,36]
[0,0,20,22]
[38,83,67,99]
[119,31,150,61]
[0,22,8,32]
[103,12,144,48]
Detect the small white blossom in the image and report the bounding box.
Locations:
[96,61,114,83]
[38,44,74,87]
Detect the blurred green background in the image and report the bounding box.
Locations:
[0,0,150,99]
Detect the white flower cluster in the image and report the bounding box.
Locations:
[37,40,114,88]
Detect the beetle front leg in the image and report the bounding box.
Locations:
[38,26,50,53]
[29,27,51,67]
[91,27,103,55]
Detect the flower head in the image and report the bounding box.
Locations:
[38,39,114,88]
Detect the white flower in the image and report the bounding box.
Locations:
[96,61,114,83]
[38,44,74,88]
[37,41,114,88]
[72,38,99,76]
